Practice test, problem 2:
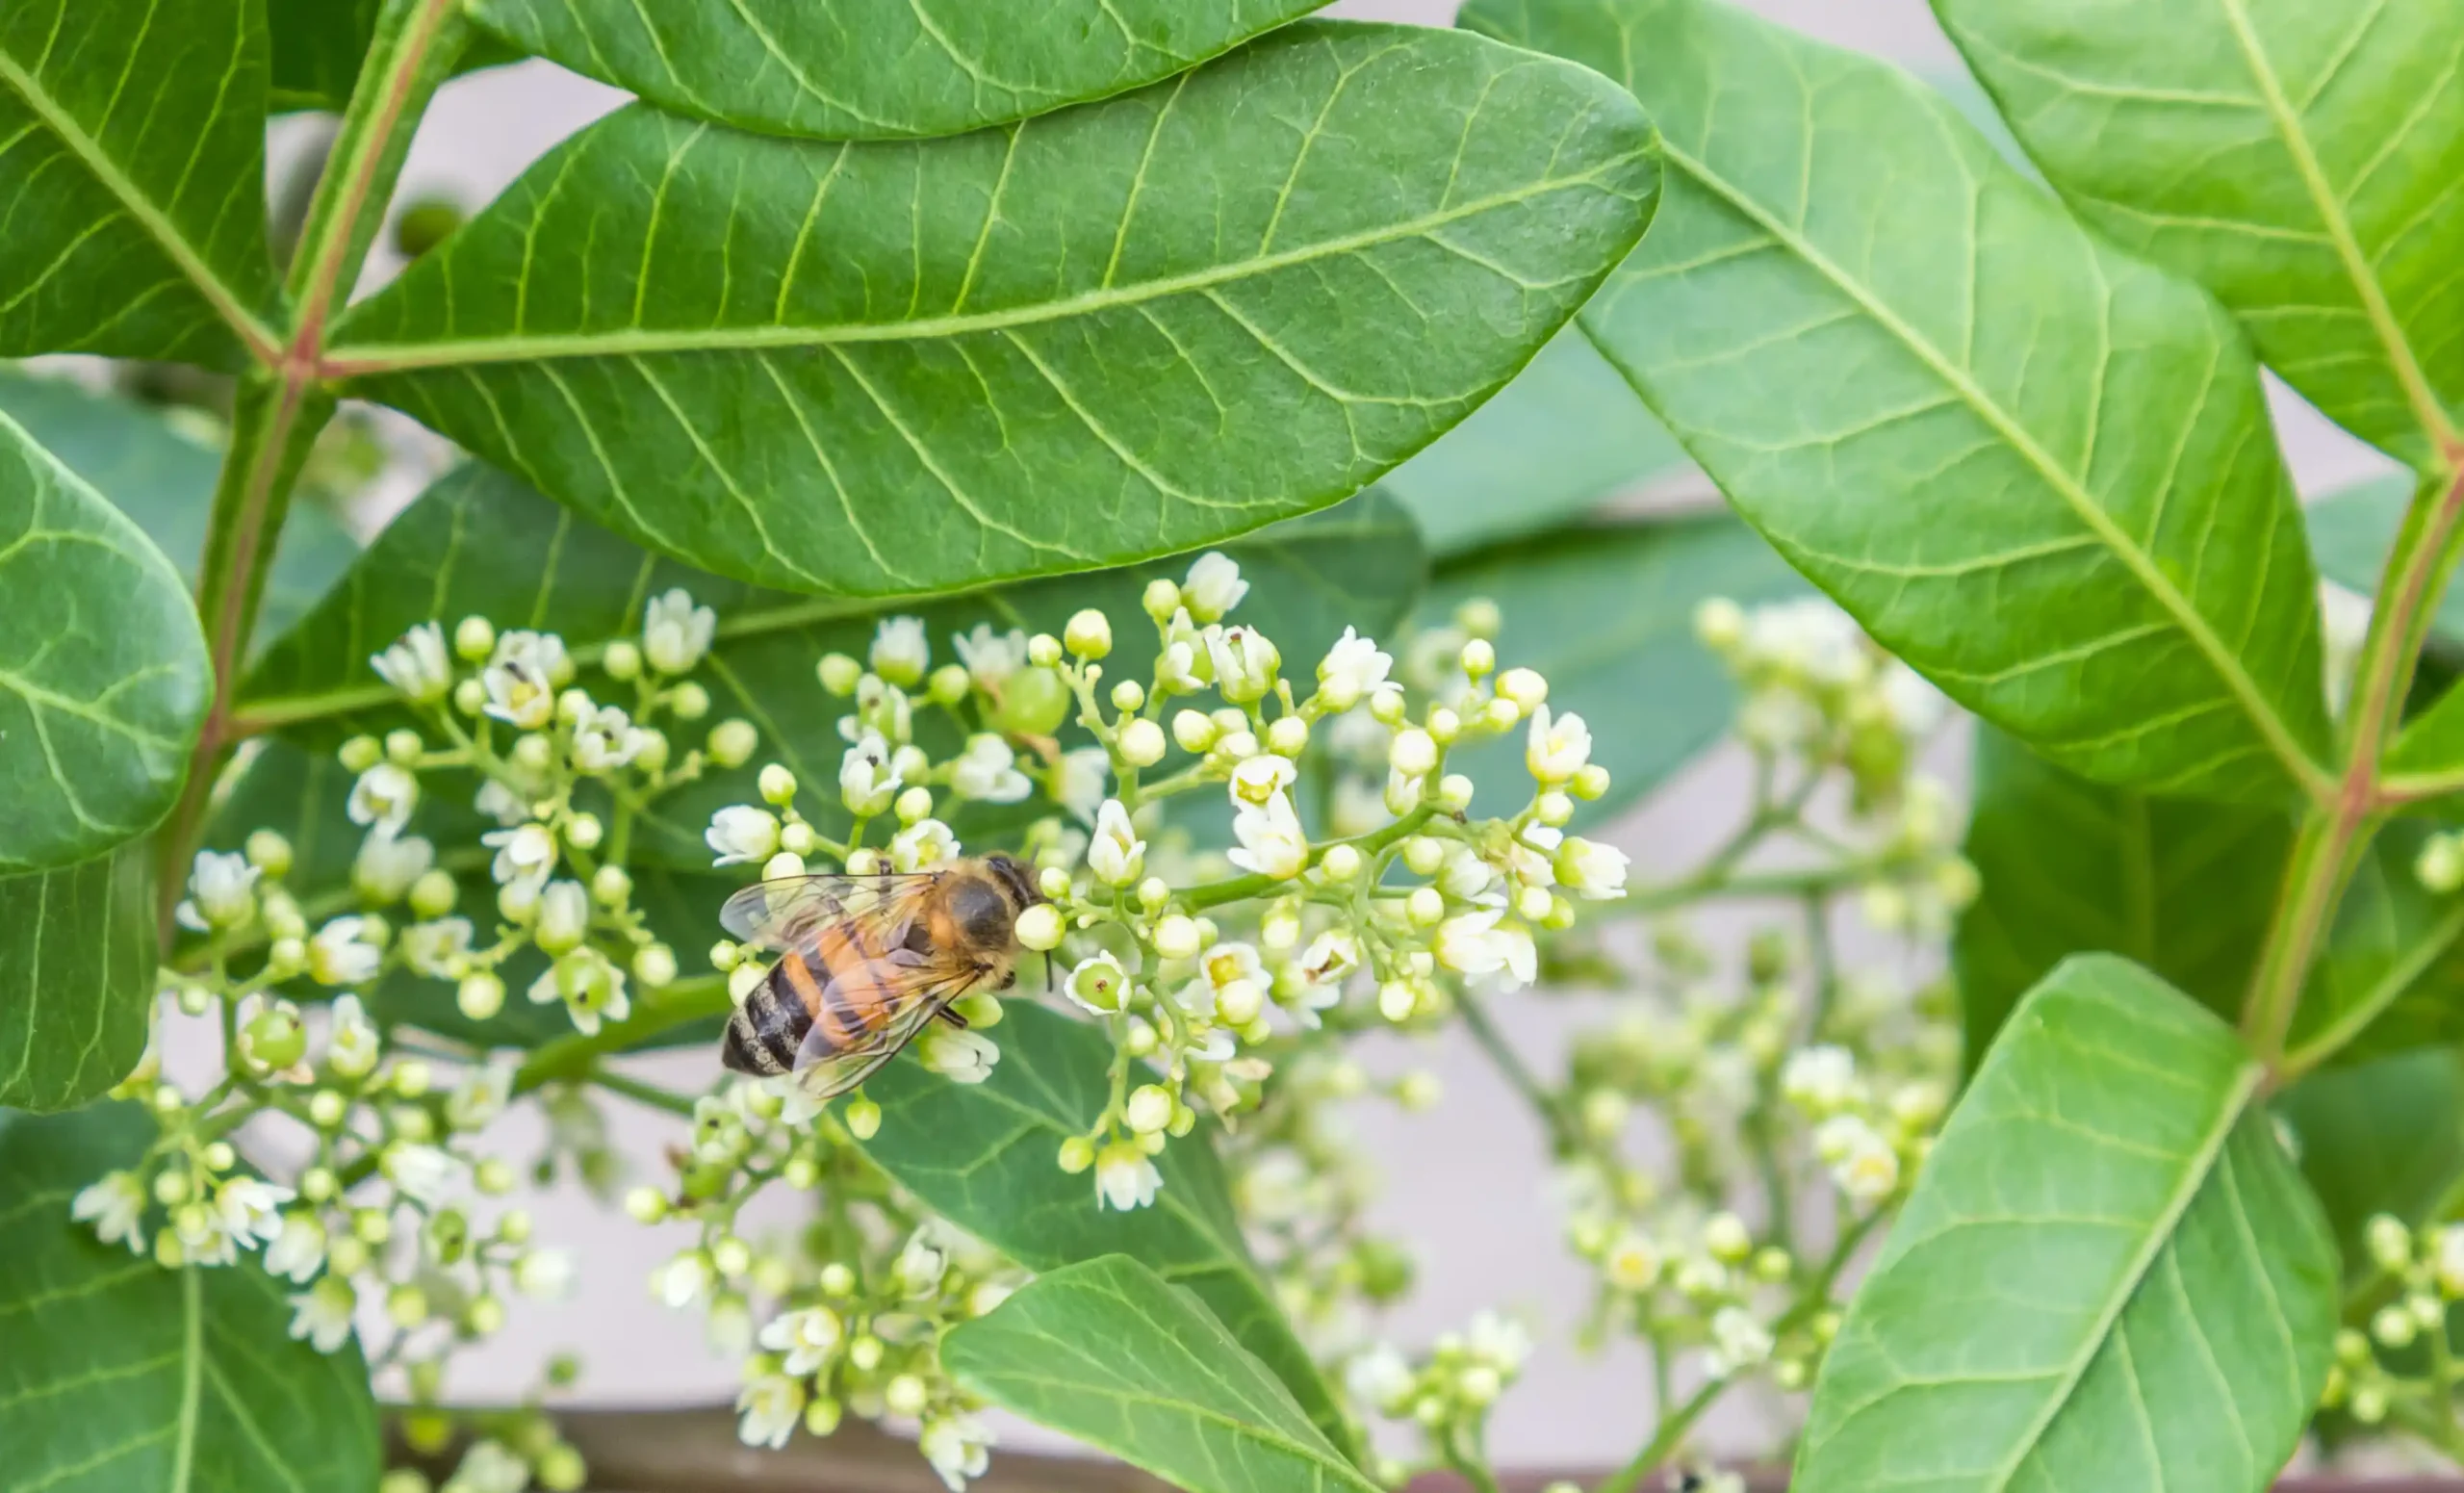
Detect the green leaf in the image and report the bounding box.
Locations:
[1381,326,1689,556]
[0,403,212,872]
[2283,820,2464,1067]
[0,1104,383,1493]
[0,0,281,366]
[1954,727,2290,1063]
[1418,511,1804,826]
[2306,473,2455,637]
[1796,954,2338,1493]
[944,1255,1378,1493]
[264,0,515,113]
[1468,0,2334,805]
[1933,0,2464,461]
[860,1000,1352,1458]
[0,842,153,1113]
[0,368,359,642]
[324,23,1657,596]
[2278,1048,2464,1276]
[469,0,1332,141]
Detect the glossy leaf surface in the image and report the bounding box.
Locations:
[0,842,152,1112]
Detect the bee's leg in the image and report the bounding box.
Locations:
[935,1005,970,1030]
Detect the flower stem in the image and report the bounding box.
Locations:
[514,975,733,1095]
[1180,807,1437,910]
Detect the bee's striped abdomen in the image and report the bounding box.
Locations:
[720,955,819,1076]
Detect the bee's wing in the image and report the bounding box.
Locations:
[718,871,940,956]
[791,955,979,1100]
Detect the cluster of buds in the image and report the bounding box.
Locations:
[2318,1213,2464,1427]
[1345,1313,1534,1483]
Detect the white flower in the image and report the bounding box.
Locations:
[288,1276,358,1353]
[536,878,590,952]
[1878,660,1944,736]
[372,622,452,703]
[1781,1046,1860,1114]
[482,631,568,729]
[870,615,931,685]
[919,1413,994,1493]
[573,704,646,773]
[401,916,473,978]
[890,817,959,873]
[353,830,433,904]
[1705,1306,1774,1377]
[1094,1141,1162,1212]
[1439,843,1499,902]
[895,1229,950,1299]
[528,947,629,1036]
[1065,953,1130,1015]
[1346,1344,1414,1413]
[918,1026,999,1084]
[656,1250,713,1310]
[71,1171,145,1253]
[1556,837,1629,900]
[1296,930,1360,987]
[1206,625,1278,702]
[382,1144,459,1207]
[175,850,259,933]
[1182,552,1247,621]
[759,1304,845,1376]
[483,821,557,893]
[950,734,1031,804]
[447,1059,516,1132]
[1746,597,1863,684]
[1604,1231,1661,1292]
[952,623,1029,692]
[1158,631,1207,692]
[264,1213,326,1282]
[1813,1113,1881,1165]
[1525,704,1593,785]
[735,1371,806,1451]
[706,805,781,866]
[1087,799,1144,887]
[474,778,529,827]
[1316,627,1393,711]
[1435,909,1517,983]
[308,916,380,987]
[1466,1311,1532,1374]
[214,1176,295,1249]
[2436,1226,2464,1299]
[1227,789,1308,880]
[326,994,381,1077]
[839,733,903,816]
[1834,1132,1902,1204]
[642,587,715,675]
[1229,752,1296,807]
[1054,747,1109,822]
[444,1440,531,1493]
[346,763,418,837]
[515,1248,577,1300]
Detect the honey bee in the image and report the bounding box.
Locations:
[717,854,1044,1097]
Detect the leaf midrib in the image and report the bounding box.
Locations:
[1654,136,2330,799]
[0,48,279,360]
[961,1365,1377,1491]
[320,156,1650,373]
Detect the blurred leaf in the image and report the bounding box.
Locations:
[0,369,359,641]
[469,0,1332,140]
[0,0,279,366]
[1381,327,1689,556]
[0,843,152,1112]
[2278,1048,2464,1278]
[1420,513,1804,826]
[1470,0,2334,806]
[860,1000,1352,1458]
[0,404,211,872]
[264,0,515,112]
[1936,0,2464,463]
[326,24,1656,595]
[2285,819,2464,1068]
[1797,954,2337,1493]
[1954,727,2290,1063]
[2308,474,2452,636]
[946,1255,1376,1493]
[0,1104,382,1493]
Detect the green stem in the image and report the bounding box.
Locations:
[1456,989,1583,1156]
[590,1068,702,1118]
[513,976,733,1095]
[1179,807,1437,910]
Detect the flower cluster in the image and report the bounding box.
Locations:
[2317,1213,2464,1429]
[1345,1312,1534,1484]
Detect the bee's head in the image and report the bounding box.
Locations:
[981,852,1043,911]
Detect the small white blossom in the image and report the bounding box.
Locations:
[536,878,590,952]
[1466,1311,1532,1374]
[1054,747,1109,821]
[482,821,557,892]
[656,1250,713,1310]
[895,1228,950,1298]
[1065,952,1130,1015]
[447,1059,516,1132]
[889,817,959,872]
[474,779,529,827]
[1087,799,1144,887]
[308,916,380,987]
[918,1026,999,1084]
[175,850,259,933]
[1347,1345,1414,1413]
[321,994,380,1079]
[401,916,473,978]
[443,1440,531,1493]
[528,947,630,1036]
[1439,843,1499,902]
[1094,1141,1162,1212]
[515,1248,577,1300]
[706,805,781,866]
[264,1213,325,1282]
[1316,627,1393,710]
[1705,1306,1775,1378]
[735,1371,806,1451]
[70,1171,145,1253]
[1526,704,1593,785]
[1604,1231,1661,1292]
[573,704,647,773]
[871,615,931,685]
[952,623,1029,692]
[1835,1132,1902,1204]
[642,588,716,675]
[950,734,1031,804]
[1207,626,1278,702]
[482,631,568,730]
[839,733,903,816]
[346,762,418,837]
[213,1176,295,1250]
[1229,752,1296,807]
[371,622,452,703]
[1182,552,1248,621]
[1434,908,1536,990]
[919,1413,994,1493]
[1781,1046,1860,1114]
[352,830,433,904]
[382,1144,460,1207]
[1227,789,1308,880]
[1555,837,1630,900]
[759,1304,845,1376]
[288,1276,358,1353]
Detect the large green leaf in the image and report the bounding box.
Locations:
[0,370,359,641]
[1417,511,1804,826]
[1934,0,2464,462]
[945,1255,1378,1493]
[324,23,1656,596]
[2306,473,2458,641]
[859,1000,1351,1457]
[238,463,1425,867]
[0,0,281,366]
[1380,326,1689,557]
[0,1105,383,1493]
[1468,0,2334,806]
[0,842,153,1112]
[469,0,1331,141]
[1954,728,2290,1063]
[0,404,212,872]
[2279,1048,2464,1278]
[1797,955,2337,1493]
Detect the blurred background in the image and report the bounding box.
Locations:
[230,0,2399,1472]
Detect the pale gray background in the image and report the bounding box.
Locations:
[315,0,2396,1471]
